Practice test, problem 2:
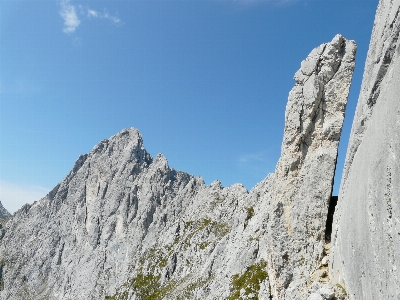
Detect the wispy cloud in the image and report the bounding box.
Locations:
[59,1,122,35]
[87,9,99,18]
[87,8,121,25]
[60,0,80,34]
[238,150,271,163]
[237,149,277,176]
[0,180,49,214]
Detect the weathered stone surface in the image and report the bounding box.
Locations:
[331,1,400,299]
[308,293,324,300]
[0,202,11,223]
[0,202,11,240]
[319,287,335,300]
[0,128,271,299]
[267,34,356,299]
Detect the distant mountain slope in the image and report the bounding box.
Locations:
[0,128,272,299]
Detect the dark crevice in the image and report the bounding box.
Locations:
[102,183,108,199]
[326,147,339,242]
[0,259,4,291]
[325,196,338,242]
[389,6,400,29]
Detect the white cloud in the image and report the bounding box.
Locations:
[87,8,121,24]
[59,1,122,35]
[60,0,80,33]
[87,9,99,18]
[0,180,49,214]
[103,10,121,24]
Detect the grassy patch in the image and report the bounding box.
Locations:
[248,236,260,242]
[199,242,211,250]
[184,221,193,230]
[183,218,231,247]
[106,271,213,300]
[178,275,214,299]
[244,207,255,229]
[106,272,164,300]
[336,283,347,296]
[228,260,268,300]
[106,217,231,299]
[108,244,178,300]
[210,193,225,210]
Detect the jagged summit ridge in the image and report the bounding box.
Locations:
[0,125,270,299]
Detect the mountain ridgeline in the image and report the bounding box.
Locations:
[1,1,399,299]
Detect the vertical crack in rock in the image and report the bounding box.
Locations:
[267,34,356,299]
[325,151,339,242]
[324,196,338,242]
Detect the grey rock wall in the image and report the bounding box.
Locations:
[331,1,400,299]
[267,34,356,299]
[0,202,11,223]
[0,202,11,241]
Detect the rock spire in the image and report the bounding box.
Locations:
[267,34,356,299]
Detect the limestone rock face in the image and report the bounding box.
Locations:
[0,202,11,240]
[0,202,11,223]
[0,128,272,299]
[331,1,400,298]
[267,34,356,299]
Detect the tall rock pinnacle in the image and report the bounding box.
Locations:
[267,34,357,299]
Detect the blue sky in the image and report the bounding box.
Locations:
[0,0,378,213]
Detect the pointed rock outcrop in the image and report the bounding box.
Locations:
[267,34,356,299]
[331,1,400,298]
